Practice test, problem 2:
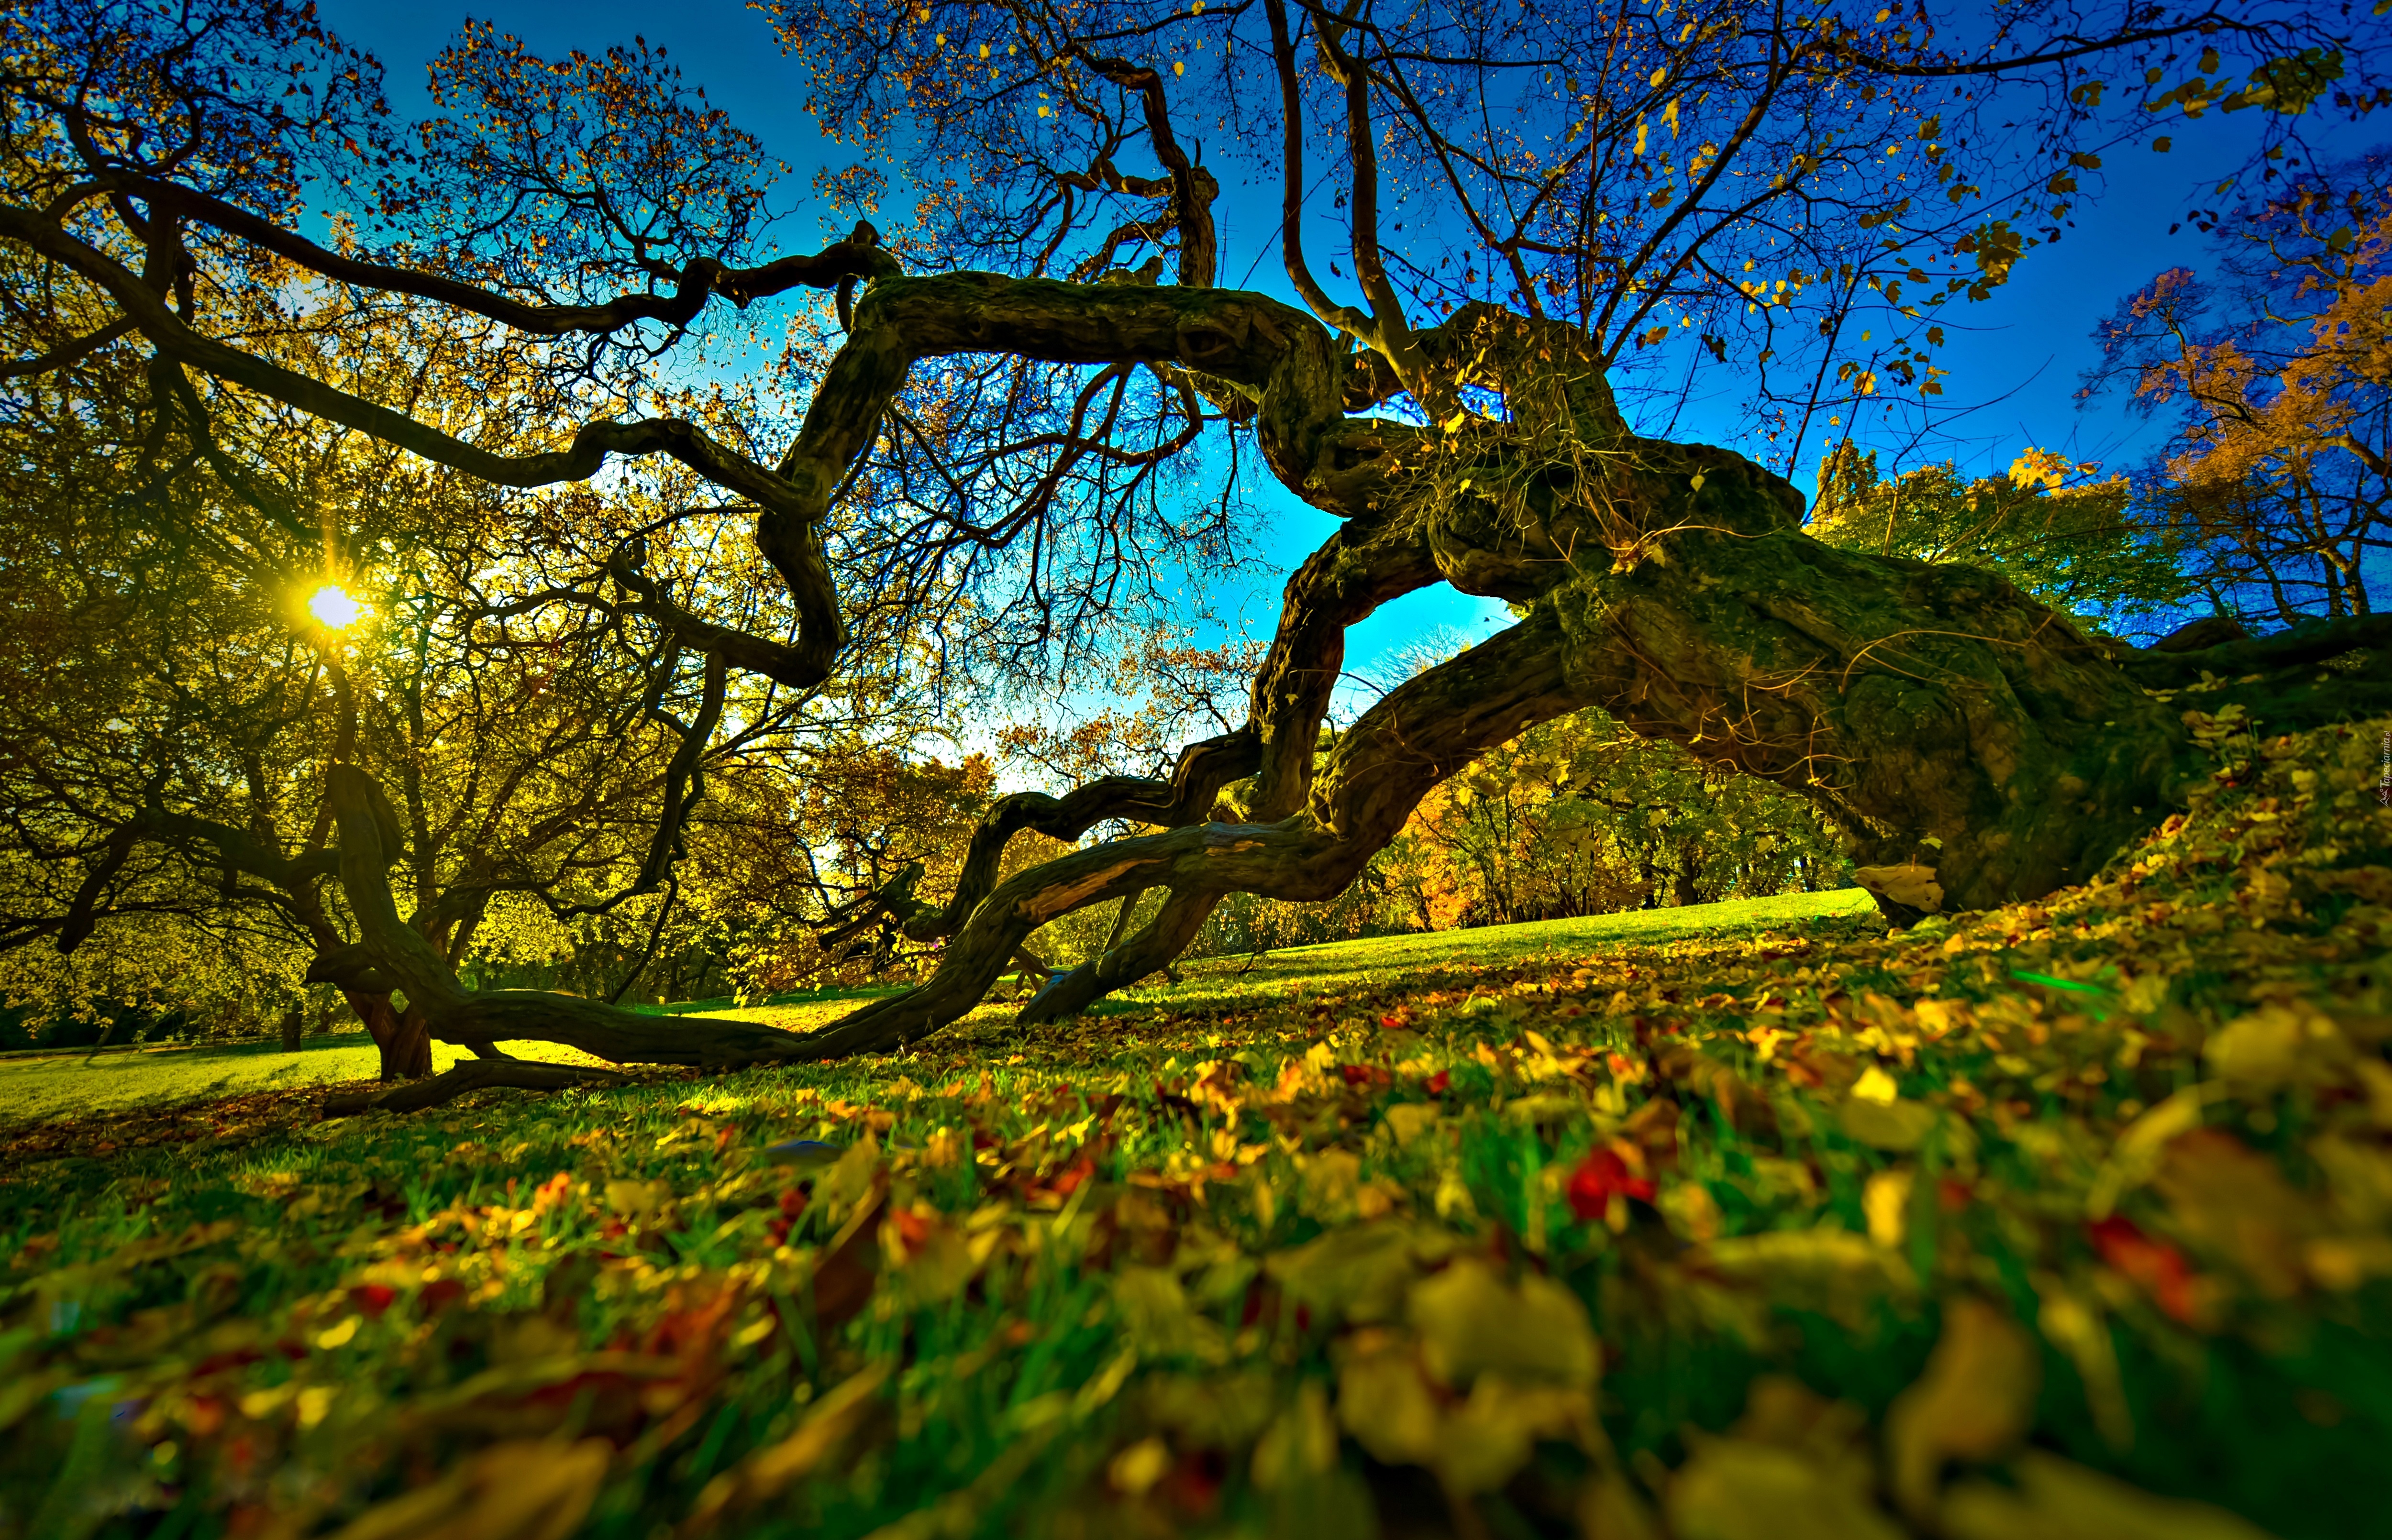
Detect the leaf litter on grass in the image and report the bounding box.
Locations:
[0,717,2387,1540]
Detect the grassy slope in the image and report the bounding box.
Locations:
[0,733,2384,1540]
[0,892,1867,1127]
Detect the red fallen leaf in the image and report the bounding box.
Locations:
[1037,1155,1096,1201]
[1566,1148,1655,1221]
[183,1394,227,1438]
[1159,1449,1226,1517]
[641,1285,741,1359]
[351,1283,398,1318]
[417,1278,468,1315]
[1379,1014,1406,1030]
[2087,1214,2199,1324]
[1424,1069,1451,1095]
[189,1350,265,1378]
[890,1208,935,1253]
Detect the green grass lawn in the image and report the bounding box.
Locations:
[693,888,1875,1037]
[1119,888,1875,1013]
[0,1033,613,1128]
[0,892,1867,1130]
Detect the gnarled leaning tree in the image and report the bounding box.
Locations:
[5,0,2387,1086]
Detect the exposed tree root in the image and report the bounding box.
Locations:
[320,1058,631,1118]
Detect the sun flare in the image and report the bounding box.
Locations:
[307,584,362,629]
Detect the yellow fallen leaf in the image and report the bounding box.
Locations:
[1884,1297,2038,1520]
[1667,1436,1908,1540]
[1851,1066,1900,1105]
[1862,1169,1912,1248]
[330,1437,609,1540]
[1409,1257,1598,1390]
[1941,1450,2280,1540]
[1840,1097,1937,1152]
[1334,1339,1442,1466]
[681,1363,890,1537]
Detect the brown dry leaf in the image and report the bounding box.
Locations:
[328,1438,609,1540]
[1884,1296,2039,1520]
[2153,1130,2313,1298]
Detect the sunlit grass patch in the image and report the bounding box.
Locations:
[0,1034,614,1128]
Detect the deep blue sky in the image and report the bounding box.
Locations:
[312,0,2342,702]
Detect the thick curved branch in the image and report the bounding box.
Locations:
[883,507,1444,949]
[795,269,1351,529]
[56,822,140,954]
[0,206,848,688]
[110,177,899,334]
[1,316,135,378]
[804,608,1586,1056]
[321,1058,631,1118]
[1315,20,1421,371]
[1262,0,1379,347]
[1063,49,1219,287]
[2119,613,2392,688]
[1015,887,1219,1025]
[897,728,1261,942]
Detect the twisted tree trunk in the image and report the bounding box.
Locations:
[766,280,2390,1050]
[312,272,2391,1076]
[322,765,820,1074]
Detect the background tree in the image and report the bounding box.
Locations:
[5,0,2389,1086]
[1806,443,2193,635]
[0,306,912,1074]
[2086,147,2392,626]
